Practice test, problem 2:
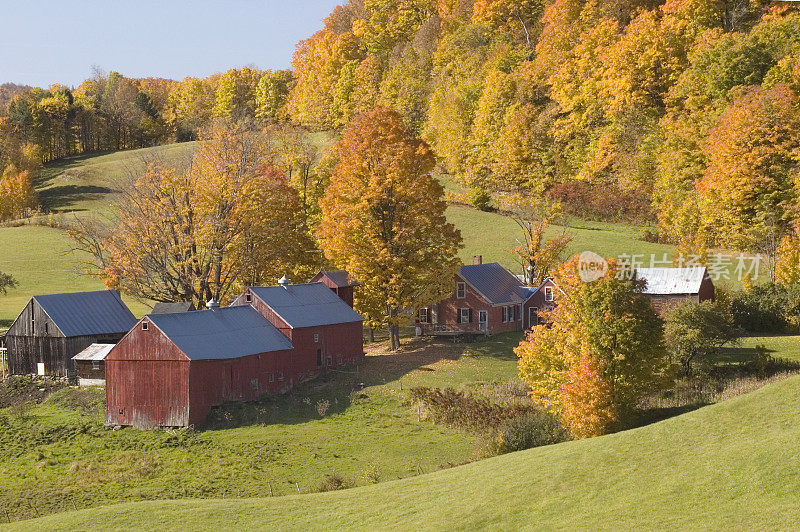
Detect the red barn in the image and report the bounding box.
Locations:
[309,270,359,307]
[416,261,561,337]
[637,267,715,316]
[230,280,364,385]
[105,306,293,428]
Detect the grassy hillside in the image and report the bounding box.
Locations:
[0,143,676,326]
[11,372,800,530]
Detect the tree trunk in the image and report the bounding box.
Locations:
[369,327,375,343]
[390,325,400,351]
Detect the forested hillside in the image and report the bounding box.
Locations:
[289,0,800,258]
[3,1,800,264]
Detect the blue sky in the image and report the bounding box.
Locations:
[0,1,343,88]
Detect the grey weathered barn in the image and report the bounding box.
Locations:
[2,290,137,377]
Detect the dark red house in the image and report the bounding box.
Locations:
[309,270,359,307]
[230,280,364,385]
[105,306,293,428]
[416,261,561,337]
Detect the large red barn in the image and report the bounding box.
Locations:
[105,305,293,428]
[230,280,364,386]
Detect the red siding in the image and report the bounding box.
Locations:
[231,288,365,384]
[310,274,356,307]
[106,317,295,428]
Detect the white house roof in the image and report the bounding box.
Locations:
[72,343,115,361]
[636,267,707,295]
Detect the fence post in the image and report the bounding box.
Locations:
[295,482,300,494]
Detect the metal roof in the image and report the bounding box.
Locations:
[33,290,137,337]
[146,306,292,360]
[152,302,195,314]
[459,263,528,305]
[72,343,115,361]
[636,267,707,295]
[312,270,359,287]
[249,283,363,328]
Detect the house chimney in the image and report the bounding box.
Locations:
[473,255,483,265]
[206,298,220,309]
[278,275,291,288]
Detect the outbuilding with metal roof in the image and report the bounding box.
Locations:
[230,279,364,384]
[2,290,137,377]
[105,305,294,428]
[635,267,714,314]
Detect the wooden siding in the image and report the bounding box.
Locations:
[75,360,105,381]
[5,298,124,376]
[107,316,298,428]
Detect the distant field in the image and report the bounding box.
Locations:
[13,370,800,530]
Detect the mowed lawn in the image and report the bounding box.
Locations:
[12,371,800,530]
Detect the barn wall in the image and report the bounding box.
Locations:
[286,323,364,385]
[75,360,105,381]
[5,299,124,376]
[699,277,715,302]
[106,320,191,428]
[187,349,293,426]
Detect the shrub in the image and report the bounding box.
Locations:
[318,474,352,492]
[316,399,331,418]
[731,283,800,333]
[546,180,652,222]
[469,188,493,211]
[490,411,568,454]
[362,463,381,484]
[408,387,534,432]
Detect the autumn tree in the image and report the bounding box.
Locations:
[318,107,462,349]
[71,121,319,307]
[0,168,37,222]
[515,257,671,438]
[502,195,571,285]
[697,84,800,252]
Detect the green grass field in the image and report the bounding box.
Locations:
[10,370,800,530]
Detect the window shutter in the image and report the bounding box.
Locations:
[469,308,473,323]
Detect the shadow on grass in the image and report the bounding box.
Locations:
[38,184,113,212]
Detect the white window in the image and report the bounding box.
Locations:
[418,308,429,323]
[456,282,466,299]
[326,355,333,366]
[278,371,284,381]
[458,308,470,324]
[269,373,275,383]
[544,286,554,302]
[250,378,259,390]
[314,333,320,343]
[518,305,523,321]
[502,306,509,323]
[338,356,343,365]
[245,293,252,303]
[92,361,100,371]
[141,322,149,331]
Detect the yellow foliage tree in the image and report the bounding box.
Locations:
[318,107,462,349]
[515,257,670,438]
